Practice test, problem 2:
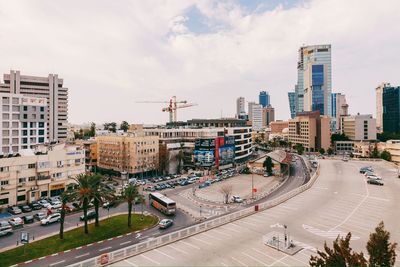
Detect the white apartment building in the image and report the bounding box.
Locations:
[236,97,245,118]
[251,104,263,131]
[0,70,68,142]
[341,114,376,141]
[0,144,85,208]
[376,82,390,133]
[1,93,47,154]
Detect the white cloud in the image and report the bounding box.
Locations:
[0,0,399,125]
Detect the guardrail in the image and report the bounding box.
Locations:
[68,160,320,267]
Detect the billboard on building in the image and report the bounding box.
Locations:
[194,136,235,167]
[218,136,235,166]
[194,138,216,167]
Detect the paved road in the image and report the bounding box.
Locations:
[110,159,400,266]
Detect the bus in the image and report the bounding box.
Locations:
[149,192,176,215]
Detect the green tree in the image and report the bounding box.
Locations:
[319,148,325,155]
[263,157,274,174]
[295,144,304,155]
[120,121,129,132]
[377,132,400,142]
[327,147,334,155]
[103,122,117,133]
[309,232,367,267]
[367,221,397,267]
[331,133,350,145]
[59,188,75,239]
[380,150,392,161]
[74,174,93,234]
[89,174,113,227]
[371,144,380,158]
[175,143,185,174]
[123,184,139,228]
[88,122,96,137]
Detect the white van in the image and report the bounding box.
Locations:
[0,221,13,237]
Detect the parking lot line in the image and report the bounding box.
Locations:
[122,259,138,266]
[98,246,112,252]
[120,240,132,246]
[166,244,189,255]
[201,232,223,241]
[231,256,248,266]
[179,240,201,249]
[141,254,160,265]
[212,228,232,237]
[242,251,268,266]
[251,248,278,261]
[191,236,212,245]
[154,248,175,259]
[269,255,290,266]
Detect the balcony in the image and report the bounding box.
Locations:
[37,175,51,185]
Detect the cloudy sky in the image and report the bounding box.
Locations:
[1,0,399,125]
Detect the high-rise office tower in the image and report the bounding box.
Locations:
[382,85,400,133]
[288,91,296,119]
[236,97,245,118]
[262,106,275,127]
[251,104,263,131]
[331,93,348,132]
[376,82,391,133]
[0,70,68,142]
[248,101,256,121]
[259,91,270,108]
[295,44,332,116]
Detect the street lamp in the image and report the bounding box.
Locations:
[199,205,202,218]
[251,169,254,199]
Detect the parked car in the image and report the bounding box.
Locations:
[72,202,81,209]
[7,206,22,215]
[65,203,77,212]
[22,215,34,224]
[20,205,32,213]
[102,201,118,209]
[158,219,173,229]
[38,199,51,208]
[198,183,208,189]
[50,201,62,210]
[34,212,47,221]
[263,173,271,177]
[30,202,42,210]
[41,213,61,225]
[80,210,97,221]
[359,167,373,173]
[0,221,13,237]
[231,196,243,203]
[9,217,24,228]
[367,177,384,186]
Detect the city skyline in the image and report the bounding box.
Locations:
[1,0,399,125]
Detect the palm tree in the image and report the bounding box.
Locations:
[59,188,76,239]
[122,184,139,228]
[175,143,185,174]
[74,173,93,234]
[89,174,113,227]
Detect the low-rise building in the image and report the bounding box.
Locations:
[341,114,376,141]
[0,144,85,209]
[334,141,354,155]
[288,111,331,152]
[270,121,289,134]
[377,140,400,164]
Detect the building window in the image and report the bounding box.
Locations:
[18,178,26,183]
[28,163,36,169]
[39,137,45,143]
[0,167,9,172]
[41,191,48,197]
[23,114,27,119]
[39,129,45,135]
[17,195,26,202]
[40,107,44,112]
[0,180,9,185]
[22,122,28,128]
[0,198,9,205]
[28,176,36,181]
[39,122,44,128]
[40,114,44,119]
[30,122,36,128]
[23,106,28,111]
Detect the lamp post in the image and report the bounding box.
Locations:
[199,205,202,218]
[251,170,254,199]
[284,224,287,247]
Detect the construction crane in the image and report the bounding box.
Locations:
[136,96,197,123]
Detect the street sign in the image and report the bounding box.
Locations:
[252,188,257,193]
[21,232,29,244]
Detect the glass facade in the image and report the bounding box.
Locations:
[288,92,296,118]
[259,91,270,108]
[383,87,400,133]
[311,65,324,115]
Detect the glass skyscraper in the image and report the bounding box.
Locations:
[259,91,270,107]
[288,92,296,119]
[295,44,332,116]
[383,86,400,133]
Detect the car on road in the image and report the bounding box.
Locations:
[102,200,118,209]
[0,221,13,237]
[30,202,42,210]
[41,213,61,225]
[367,178,384,186]
[231,196,243,203]
[80,210,97,221]
[179,180,189,186]
[7,206,22,215]
[198,183,208,189]
[9,217,24,228]
[158,219,173,229]
[359,167,373,173]
[20,205,32,213]
[34,212,47,221]
[22,215,34,224]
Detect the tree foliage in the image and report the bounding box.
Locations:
[319,148,325,155]
[331,133,350,145]
[219,184,233,204]
[120,121,129,132]
[371,144,380,158]
[103,122,117,133]
[377,132,400,142]
[367,221,397,267]
[122,184,139,228]
[327,147,334,155]
[295,143,304,155]
[380,150,392,161]
[263,157,274,174]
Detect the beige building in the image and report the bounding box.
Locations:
[378,140,400,164]
[96,132,159,176]
[262,106,275,127]
[270,121,289,134]
[0,70,69,142]
[0,144,85,209]
[288,111,331,152]
[341,114,376,141]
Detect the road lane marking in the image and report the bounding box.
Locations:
[192,236,212,245]
[166,244,189,255]
[141,254,160,265]
[242,251,268,266]
[99,246,112,252]
[49,260,65,266]
[123,259,138,266]
[154,248,175,259]
[75,253,90,259]
[179,240,200,250]
[231,256,248,266]
[120,240,132,246]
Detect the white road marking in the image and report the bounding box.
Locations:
[221,262,229,266]
[242,251,268,266]
[269,255,290,266]
[75,253,90,259]
[49,260,65,266]
[251,248,278,261]
[166,244,189,255]
[154,248,175,259]
[141,254,160,265]
[179,240,201,249]
[122,259,138,266]
[212,229,232,237]
[231,256,248,266]
[303,224,360,240]
[99,246,112,252]
[201,232,223,241]
[223,225,241,233]
[120,240,132,246]
[191,236,212,245]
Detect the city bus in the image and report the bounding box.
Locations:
[149,192,176,215]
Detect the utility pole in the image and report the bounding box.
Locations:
[251,170,254,199]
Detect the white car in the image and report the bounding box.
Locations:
[41,213,61,225]
[38,199,51,208]
[231,196,243,203]
[8,217,24,228]
[50,201,62,209]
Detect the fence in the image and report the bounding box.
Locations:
[68,160,320,267]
